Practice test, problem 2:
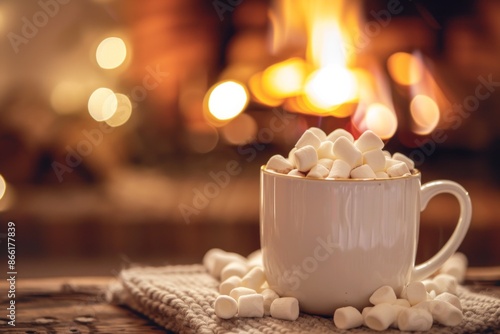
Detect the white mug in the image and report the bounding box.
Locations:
[260,167,471,315]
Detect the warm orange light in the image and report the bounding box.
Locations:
[96,37,127,70]
[365,103,398,139]
[207,81,249,121]
[410,94,440,135]
[261,58,307,99]
[221,113,257,145]
[248,72,283,107]
[105,93,132,127]
[387,52,423,86]
[88,87,117,121]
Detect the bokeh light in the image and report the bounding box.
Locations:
[88,87,117,121]
[261,58,307,99]
[50,81,86,115]
[207,81,249,121]
[186,123,219,153]
[105,93,132,127]
[365,103,398,139]
[387,52,423,86]
[0,174,6,200]
[96,37,127,70]
[221,113,257,145]
[410,94,440,135]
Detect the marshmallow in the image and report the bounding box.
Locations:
[261,289,280,315]
[392,152,415,171]
[246,249,262,268]
[404,281,428,306]
[350,164,376,179]
[375,171,389,179]
[361,306,372,326]
[435,292,462,311]
[230,287,257,301]
[384,158,401,170]
[293,145,318,172]
[397,307,433,331]
[382,150,391,158]
[295,129,321,150]
[202,248,225,273]
[427,290,436,300]
[433,274,458,295]
[439,252,468,283]
[287,169,305,177]
[327,159,351,179]
[390,304,408,328]
[307,164,329,179]
[317,141,335,160]
[333,306,363,329]
[363,149,386,172]
[414,300,463,326]
[354,130,384,152]
[266,154,294,174]
[369,285,397,305]
[238,294,264,318]
[333,137,362,168]
[422,279,440,294]
[288,148,297,167]
[392,299,411,308]
[209,252,247,278]
[364,303,397,331]
[387,161,410,177]
[219,275,242,295]
[270,297,300,321]
[308,127,327,141]
[317,158,334,170]
[326,128,354,143]
[241,267,266,290]
[214,295,238,319]
[220,262,249,281]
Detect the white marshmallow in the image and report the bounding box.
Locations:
[220,262,249,281]
[369,285,397,305]
[214,295,238,319]
[384,158,401,170]
[354,130,384,152]
[327,159,351,179]
[392,152,415,171]
[375,171,389,179]
[387,161,410,178]
[317,158,334,170]
[439,252,468,283]
[422,279,440,294]
[397,307,433,331]
[414,300,463,326]
[392,299,411,308]
[433,274,458,295]
[293,145,318,172]
[317,141,335,160]
[364,303,397,331]
[295,129,321,150]
[326,128,354,143]
[238,294,264,318]
[209,252,247,278]
[350,164,376,179]
[230,287,257,301]
[363,149,386,172]
[307,164,329,179]
[382,150,391,158]
[246,249,262,262]
[287,169,305,177]
[241,267,266,290]
[308,127,327,141]
[266,154,293,174]
[404,281,428,306]
[427,290,436,300]
[270,297,299,321]
[435,292,462,311]
[333,306,363,329]
[288,148,297,167]
[390,304,408,328]
[219,275,242,295]
[333,137,362,168]
[202,248,225,273]
[261,289,280,316]
[361,306,372,326]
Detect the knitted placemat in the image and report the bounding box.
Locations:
[109,264,500,334]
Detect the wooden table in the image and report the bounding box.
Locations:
[1,272,499,333]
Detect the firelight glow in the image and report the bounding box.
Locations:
[410,94,440,135]
[96,37,127,70]
[387,52,424,86]
[365,103,398,139]
[207,81,249,121]
[88,87,117,121]
[0,174,6,200]
[261,58,307,99]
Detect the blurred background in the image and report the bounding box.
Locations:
[0,0,499,277]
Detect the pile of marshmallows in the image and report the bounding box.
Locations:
[266,127,415,179]
[204,248,468,332]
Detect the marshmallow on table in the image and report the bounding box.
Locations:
[369,285,397,305]
[287,169,305,177]
[354,130,384,152]
[317,158,334,170]
[214,295,238,319]
[387,161,410,177]
[266,154,294,174]
[308,127,327,141]
[375,171,388,179]
[390,304,408,328]
[270,297,300,321]
[208,252,247,279]
[317,141,335,160]
[404,281,427,306]
[435,292,462,311]
[238,294,264,318]
[433,274,458,295]
[414,300,463,326]
[295,129,321,150]
[364,303,398,331]
[392,299,411,308]
[326,128,354,143]
[307,164,329,179]
[392,152,415,171]
[361,307,372,326]
[397,307,433,331]
[219,275,242,295]
[439,252,468,283]
[422,279,440,294]
[220,262,249,281]
[241,266,266,290]
[202,248,225,273]
[333,306,363,329]
[333,137,362,168]
[327,159,351,179]
[246,249,263,268]
[363,149,386,172]
[293,145,318,172]
[350,164,376,179]
[230,287,257,301]
[261,289,280,315]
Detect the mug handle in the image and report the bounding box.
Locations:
[411,180,472,281]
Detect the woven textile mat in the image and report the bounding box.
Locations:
[110,264,500,334]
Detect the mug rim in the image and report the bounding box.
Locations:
[261,165,421,182]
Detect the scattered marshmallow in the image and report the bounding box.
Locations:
[308,127,327,141]
[393,152,415,171]
[439,252,468,283]
[230,287,257,301]
[219,275,242,295]
[246,249,263,269]
[270,297,300,321]
[333,306,363,329]
[202,248,225,273]
[261,289,280,315]
[287,169,305,177]
[214,295,238,319]
[354,130,384,152]
[220,262,249,281]
[435,292,462,311]
[266,154,293,174]
[364,303,398,331]
[333,137,362,168]
[326,128,354,143]
[361,307,372,326]
[208,251,247,278]
[327,159,351,179]
[386,161,410,177]
[317,158,334,170]
[238,294,264,317]
[241,267,266,290]
[317,141,335,160]
[307,164,329,179]
[293,145,318,172]
[363,149,386,172]
[295,129,321,150]
[392,299,411,308]
[404,281,428,306]
[414,300,463,326]
[397,307,433,331]
[422,279,440,294]
[350,164,376,179]
[433,274,458,295]
[369,285,397,305]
